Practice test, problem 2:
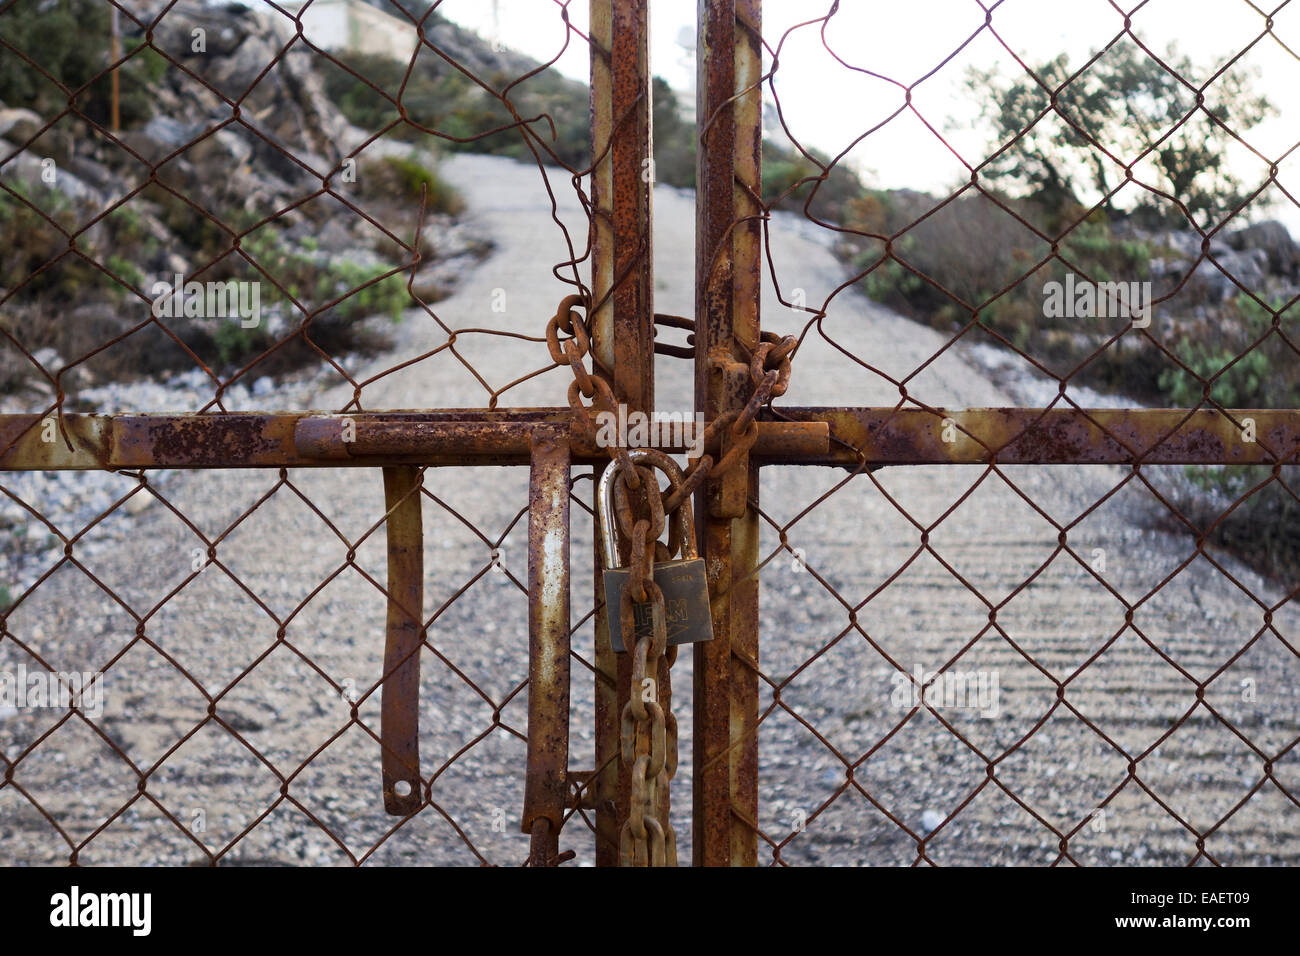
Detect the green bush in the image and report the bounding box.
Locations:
[320,47,591,169]
[1157,296,1296,408]
[652,77,695,188]
[212,318,270,368]
[196,229,413,372]
[0,184,104,304]
[104,253,144,292]
[1178,465,1300,580]
[763,140,868,221]
[242,229,410,318]
[1157,348,1271,408]
[318,258,410,323]
[320,33,698,185]
[358,154,465,215]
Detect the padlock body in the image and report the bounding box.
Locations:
[603,558,713,652]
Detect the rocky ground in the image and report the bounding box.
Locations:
[3,145,1299,867]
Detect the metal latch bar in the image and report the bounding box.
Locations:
[380,465,424,816]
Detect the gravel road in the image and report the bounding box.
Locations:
[3,153,1298,866]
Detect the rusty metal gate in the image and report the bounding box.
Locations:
[3,0,1299,866]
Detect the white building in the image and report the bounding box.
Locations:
[280,0,417,59]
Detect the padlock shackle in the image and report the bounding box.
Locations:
[597,449,690,569]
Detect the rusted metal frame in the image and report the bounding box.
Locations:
[609,0,655,415]
[693,0,763,867]
[298,415,824,463]
[771,407,1300,466]
[589,0,619,867]
[589,0,615,380]
[0,411,824,470]
[5,409,1299,469]
[380,465,424,816]
[523,428,572,866]
[589,0,657,866]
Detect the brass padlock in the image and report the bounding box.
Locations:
[598,450,713,653]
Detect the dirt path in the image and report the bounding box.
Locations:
[3,153,1297,866]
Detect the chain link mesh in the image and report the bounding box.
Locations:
[0,0,609,865]
[745,0,1300,865]
[2,0,1298,866]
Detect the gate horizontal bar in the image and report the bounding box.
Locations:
[1,408,1296,471]
[0,410,826,469]
[779,407,1300,466]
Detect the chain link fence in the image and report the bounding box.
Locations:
[2,0,1298,866]
[0,0,615,865]
[746,0,1300,864]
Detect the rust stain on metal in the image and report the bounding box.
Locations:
[693,0,763,867]
[3,410,1294,471]
[586,0,657,866]
[138,414,280,467]
[523,429,572,849]
[775,408,1300,466]
[609,0,654,414]
[589,0,616,378]
[0,415,112,470]
[585,15,619,852]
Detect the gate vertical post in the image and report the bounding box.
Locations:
[693,0,762,866]
[589,0,656,865]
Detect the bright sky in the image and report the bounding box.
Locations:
[436,0,1300,231]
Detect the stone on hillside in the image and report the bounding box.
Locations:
[0,107,43,144]
[1188,248,1269,301]
[120,115,199,163]
[148,2,354,180]
[1226,220,1300,278]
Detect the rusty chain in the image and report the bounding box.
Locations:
[546,293,797,512]
[546,293,794,865]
